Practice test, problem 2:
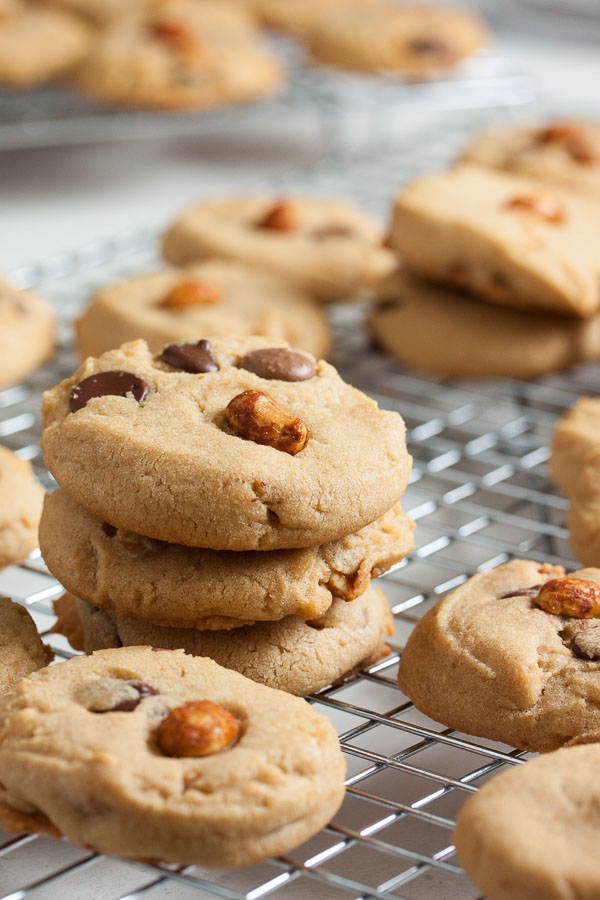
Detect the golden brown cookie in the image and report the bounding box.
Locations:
[71,585,394,695]
[462,119,600,199]
[40,489,413,628]
[75,261,331,361]
[0,278,55,390]
[74,0,283,110]
[399,560,600,752]
[0,598,51,692]
[390,163,600,317]
[162,195,395,303]
[0,446,45,569]
[370,269,600,379]
[455,743,600,900]
[0,647,346,866]
[41,337,411,551]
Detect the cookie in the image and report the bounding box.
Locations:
[41,337,411,551]
[390,163,600,317]
[0,446,45,569]
[370,269,600,379]
[550,397,600,566]
[69,585,393,695]
[0,646,346,866]
[40,489,413,629]
[454,743,600,900]
[245,0,377,35]
[0,278,55,389]
[161,195,395,303]
[75,261,331,362]
[0,598,51,692]
[303,2,488,77]
[40,0,153,25]
[462,119,600,199]
[74,0,283,110]
[0,0,91,86]
[398,560,600,752]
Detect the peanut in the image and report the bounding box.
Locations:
[225,390,308,455]
[256,201,296,231]
[534,577,600,618]
[160,280,222,309]
[506,194,566,224]
[157,700,239,757]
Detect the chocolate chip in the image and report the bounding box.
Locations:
[311,224,354,240]
[409,37,452,57]
[69,371,148,413]
[240,348,315,382]
[161,339,218,374]
[572,626,600,661]
[376,298,402,313]
[95,682,158,713]
[101,522,117,537]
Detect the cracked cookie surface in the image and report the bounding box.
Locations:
[0,646,346,866]
[398,560,600,752]
[41,336,411,550]
[41,489,413,627]
[69,585,394,695]
[0,598,51,692]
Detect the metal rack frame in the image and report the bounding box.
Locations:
[0,118,588,900]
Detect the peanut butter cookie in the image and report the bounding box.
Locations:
[399,560,600,752]
[41,337,411,550]
[162,195,395,303]
[0,647,346,866]
[40,489,413,628]
[75,261,331,361]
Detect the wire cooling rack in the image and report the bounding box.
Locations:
[0,117,590,899]
[0,38,532,152]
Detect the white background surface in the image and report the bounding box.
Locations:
[1,7,600,271]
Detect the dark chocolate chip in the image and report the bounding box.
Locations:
[95,682,158,713]
[161,339,218,374]
[409,37,452,57]
[101,522,117,538]
[376,297,402,313]
[240,348,315,382]
[311,224,355,240]
[70,371,148,413]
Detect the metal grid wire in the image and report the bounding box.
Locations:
[0,119,589,900]
[0,34,532,151]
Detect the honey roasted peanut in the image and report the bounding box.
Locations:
[225,390,308,455]
[256,201,296,232]
[160,280,222,309]
[506,194,566,224]
[534,577,600,618]
[157,700,239,757]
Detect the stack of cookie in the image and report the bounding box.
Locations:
[41,334,414,695]
[372,143,600,379]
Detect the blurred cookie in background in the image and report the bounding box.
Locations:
[302,2,489,78]
[75,261,331,359]
[0,278,55,389]
[243,0,378,35]
[74,0,283,109]
[0,598,52,692]
[0,0,91,86]
[462,120,600,199]
[162,195,395,303]
[0,446,44,569]
[370,269,600,380]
